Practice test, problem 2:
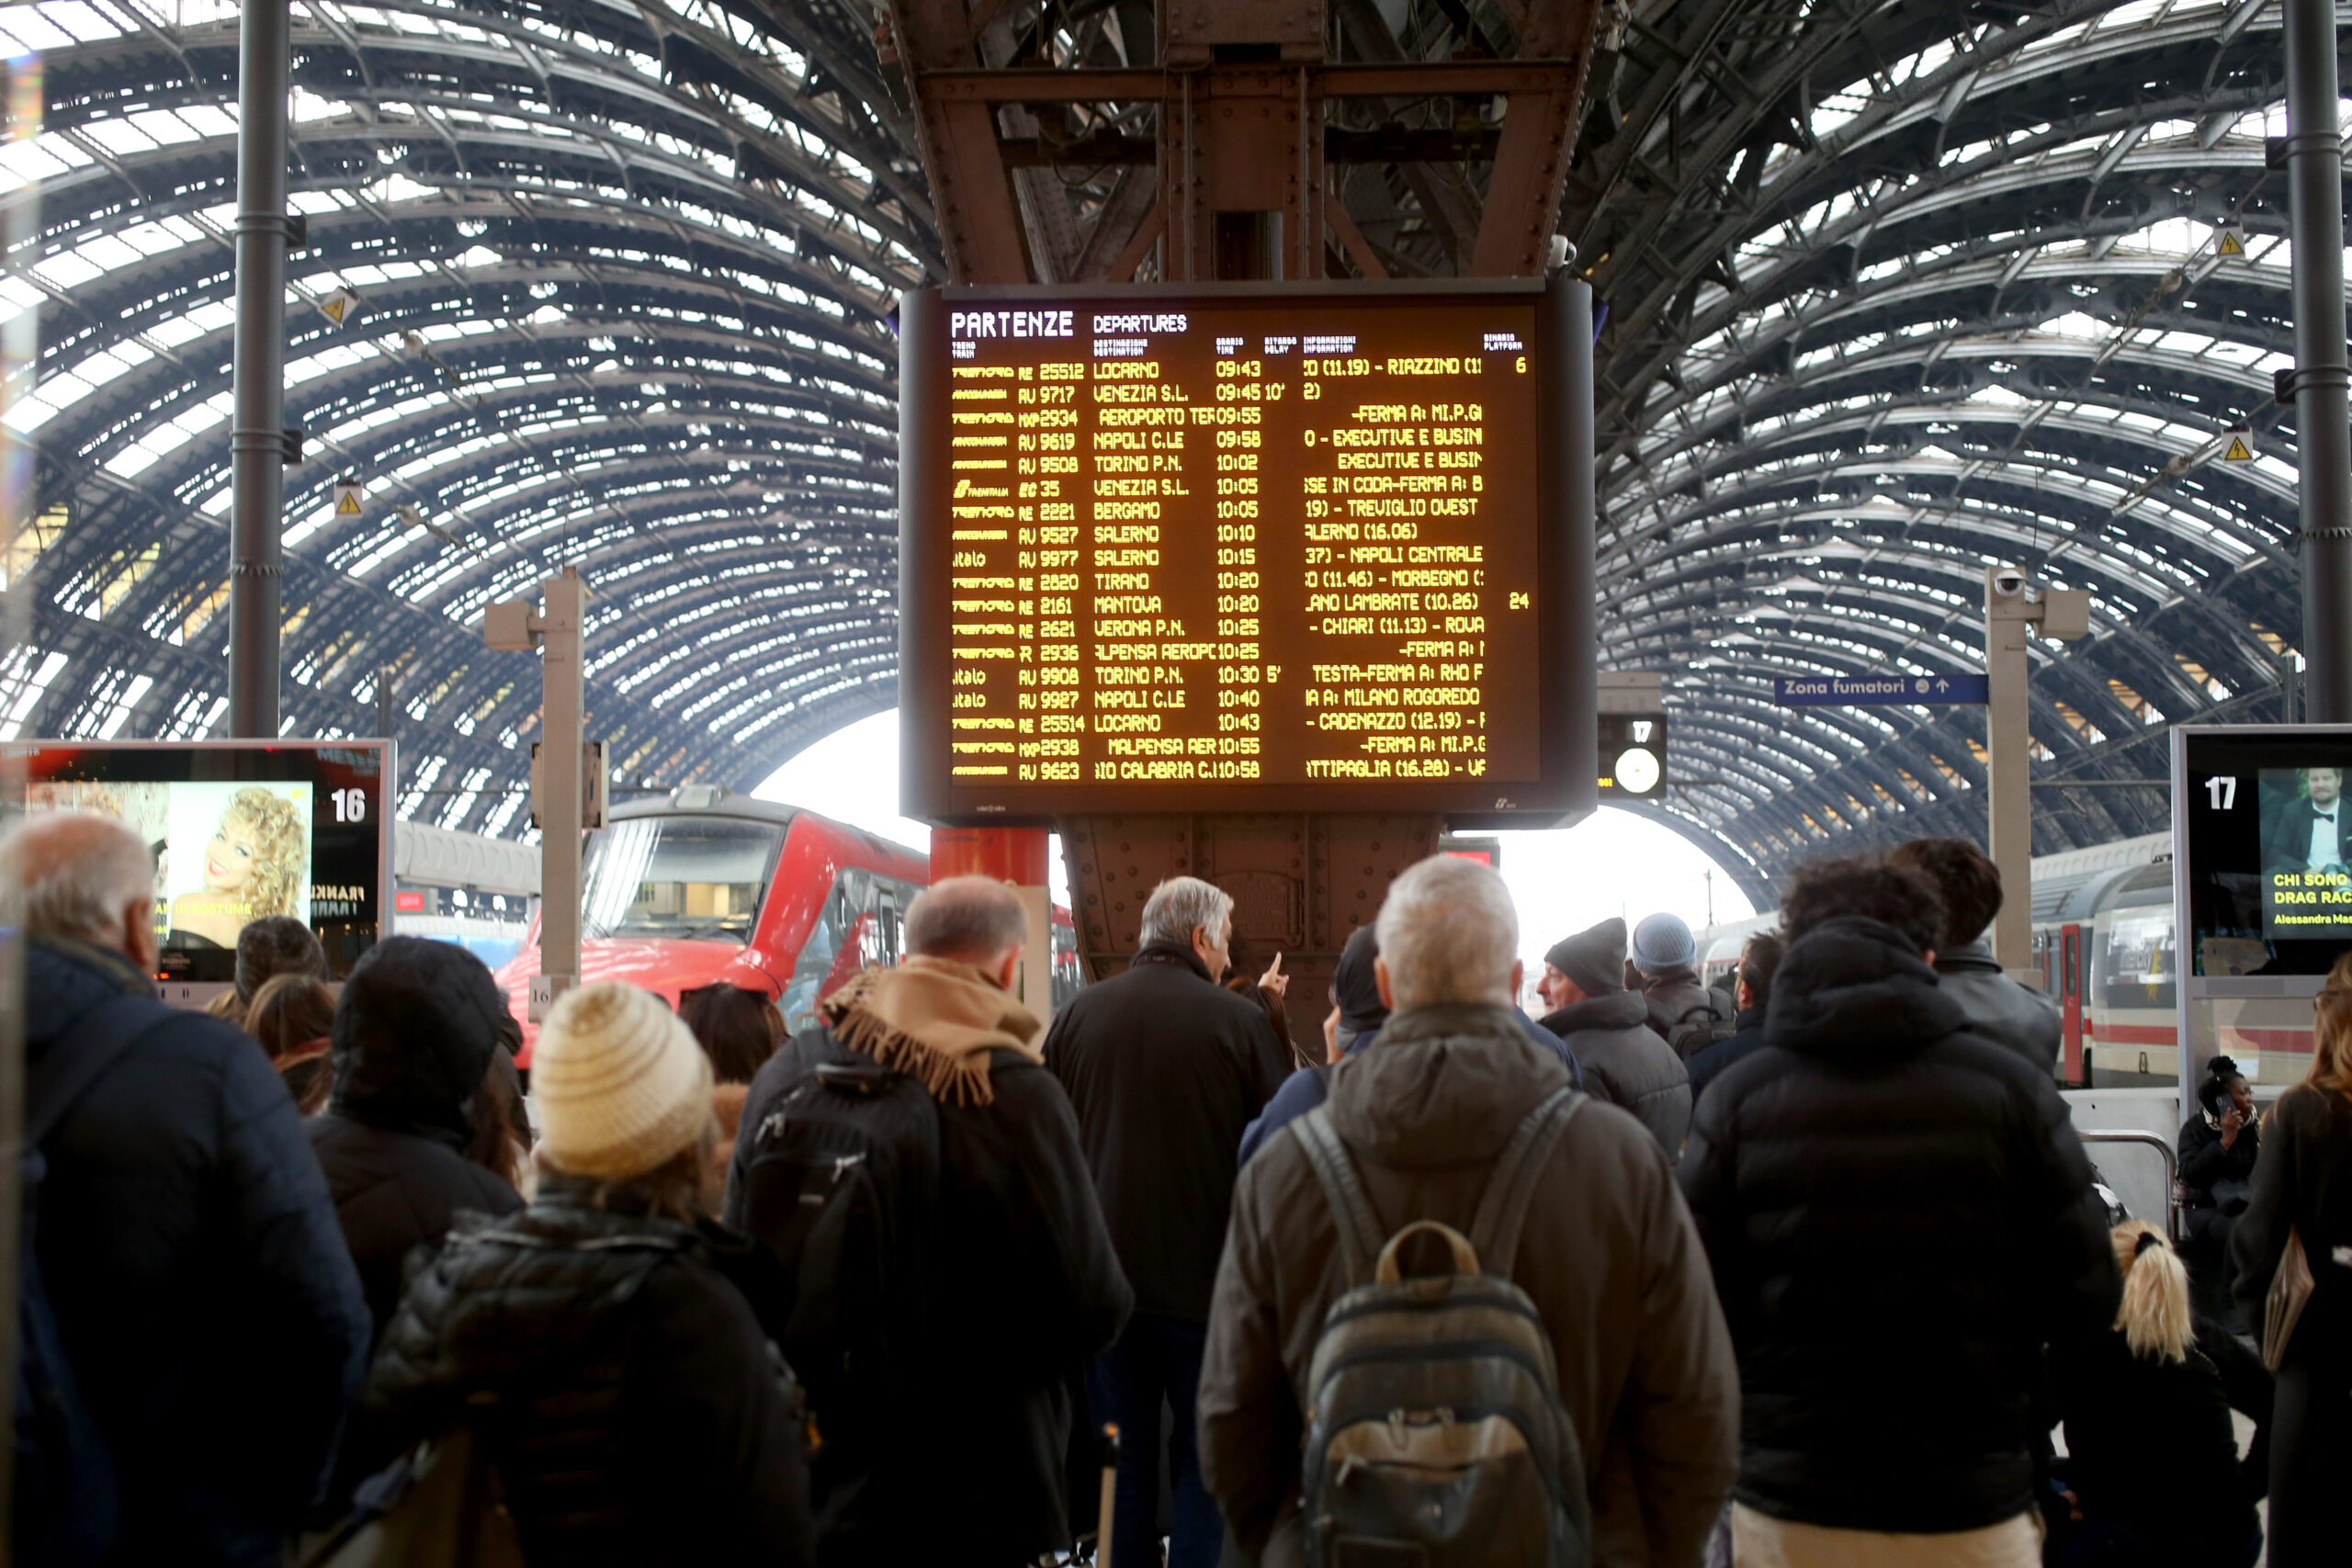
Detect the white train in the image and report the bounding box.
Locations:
[1696,833,2196,1089]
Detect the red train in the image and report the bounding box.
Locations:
[497,789,1078,1065]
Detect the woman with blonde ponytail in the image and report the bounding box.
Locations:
[2230,947,2352,1564]
[2048,1224,2260,1568]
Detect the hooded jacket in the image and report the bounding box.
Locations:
[1540,989,1690,1155]
[1238,1010,1577,1167]
[1043,941,1293,1320]
[1931,938,2060,1071]
[1200,1003,1739,1568]
[1678,916,2121,1533]
[363,1179,813,1567]
[27,937,369,1564]
[309,937,525,1340]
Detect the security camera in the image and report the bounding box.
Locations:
[1992,568,2026,598]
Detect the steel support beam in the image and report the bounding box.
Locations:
[228,0,292,738]
[2285,0,2352,719]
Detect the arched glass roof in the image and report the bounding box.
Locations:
[5,0,2337,867]
[3,0,931,833]
[1570,0,2343,881]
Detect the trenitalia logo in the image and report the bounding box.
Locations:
[950,309,1076,338]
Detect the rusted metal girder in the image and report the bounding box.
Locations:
[888,1,1601,1049]
[883,0,1600,285]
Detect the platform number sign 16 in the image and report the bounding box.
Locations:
[2205,775,2238,810]
[331,787,368,824]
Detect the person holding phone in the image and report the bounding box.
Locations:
[2179,1056,2261,1324]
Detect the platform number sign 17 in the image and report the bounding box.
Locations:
[2205,775,2238,810]
[331,787,368,824]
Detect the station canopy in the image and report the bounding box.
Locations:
[0,0,2329,877]
[6,0,927,837]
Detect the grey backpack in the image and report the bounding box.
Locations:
[1291,1087,1592,1568]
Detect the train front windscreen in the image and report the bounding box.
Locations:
[898,281,1591,821]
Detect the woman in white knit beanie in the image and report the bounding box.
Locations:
[358,983,813,1563]
[533,981,718,1207]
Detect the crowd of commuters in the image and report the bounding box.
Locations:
[11,806,2348,1568]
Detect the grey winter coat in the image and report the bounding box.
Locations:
[1932,939,2060,1071]
[1540,989,1691,1155]
[1200,1003,1740,1568]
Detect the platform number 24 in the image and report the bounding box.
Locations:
[331,788,368,823]
[2205,776,2238,810]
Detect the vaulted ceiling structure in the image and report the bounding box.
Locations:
[3,0,2341,871]
[1568,0,2340,884]
[6,0,930,833]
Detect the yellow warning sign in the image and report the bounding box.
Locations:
[317,287,362,328]
[332,481,362,516]
[2224,435,2255,462]
[2218,227,2246,259]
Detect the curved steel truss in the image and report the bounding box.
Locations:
[10,0,2343,870]
[6,0,933,834]
[1571,0,2343,882]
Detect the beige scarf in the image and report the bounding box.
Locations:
[818,953,1044,1107]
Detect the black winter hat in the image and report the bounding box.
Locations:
[1544,918,1627,998]
[1332,924,1388,1035]
[330,936,508,1142]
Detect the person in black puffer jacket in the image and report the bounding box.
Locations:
[1679,852,2120,1565]
[363,982,812,1567]
[310,937,526,1341]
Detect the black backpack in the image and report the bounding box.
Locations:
[17,994,175,1568]
[1665,995,1736,1058]
[1290,1087,1593,1568]
[732,1034,941,1470]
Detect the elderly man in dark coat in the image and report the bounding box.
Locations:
[6,812,368,1566]
[1538,917,1692,1153]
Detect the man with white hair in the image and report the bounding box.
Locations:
[728,874,1131,1568]
[5,812,368,1565]
[1044,874,1293,1568]
[1199,854,1740,1567]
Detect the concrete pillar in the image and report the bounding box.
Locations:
[1984,567,2037,967]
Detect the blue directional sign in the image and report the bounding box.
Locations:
[1772,673,1990,706]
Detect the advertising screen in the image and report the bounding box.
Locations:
[2256,764,2352,939]
[2175,726,2352,970]
[11,741,395,980]
[899,279,1592,820]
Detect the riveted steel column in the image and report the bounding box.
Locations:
[2286,0,2352,720]
[228,0,291,738]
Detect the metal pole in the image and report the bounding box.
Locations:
[537,569,587,1015]
[228,0,291,739]
[2286,0,2352,721]
[1984,567,2035,968]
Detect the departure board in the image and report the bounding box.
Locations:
[900,281,1592,820]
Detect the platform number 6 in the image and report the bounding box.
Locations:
[2205,775,2238,810]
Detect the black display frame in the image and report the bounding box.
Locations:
[9,739,398,981]
[899,276,1595,824]
[2172,723,2352,975]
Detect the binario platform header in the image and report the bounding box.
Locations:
[899,281,1588,820]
